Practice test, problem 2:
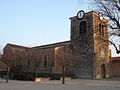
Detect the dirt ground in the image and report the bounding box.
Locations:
[0,78,120,90]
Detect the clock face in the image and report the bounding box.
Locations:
[77,10,85,19]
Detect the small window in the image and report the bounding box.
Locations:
[101,51,105,58]
[99,24,104,36]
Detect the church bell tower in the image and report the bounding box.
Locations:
[70,10,111,79]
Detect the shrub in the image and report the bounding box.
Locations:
[12,72,51,81]
[0,71,7,78]
[50,73,62,80]
[12,72,34,81]
[37,73,50,77]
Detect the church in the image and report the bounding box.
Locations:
[1,10,111,79]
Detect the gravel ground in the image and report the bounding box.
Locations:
[0,78,120,90]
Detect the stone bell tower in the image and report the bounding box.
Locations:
[70,10,111,79]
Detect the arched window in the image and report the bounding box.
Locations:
[79,21,86,34]
[101,64,106,78]
[28,60,30,66]
[44,55,47,67]
[79,21,87,42]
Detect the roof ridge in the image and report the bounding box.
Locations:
[7,43,29,49]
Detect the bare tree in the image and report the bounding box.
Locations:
[0,46,3,67]
[55,45,73,84]
[0,47,17,83]
[0,46,2,58]
[0,54,15,83]
[16,52,32,73]
[90,0,120,54]
[13,52,28,73]
[18,51,42,78]
[30,53,42,78]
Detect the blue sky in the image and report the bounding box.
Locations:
[0,0,89,46]
[0,0,119,57]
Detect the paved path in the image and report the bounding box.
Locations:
[0,79,120,90]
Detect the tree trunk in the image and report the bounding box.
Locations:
[6,66,10,83]
[35,71,38,78]
[62,66,65,84]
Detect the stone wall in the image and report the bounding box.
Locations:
[70,11,111,79]
[14,46,55,74]
[93,12,111,79]
[70,12,95,79]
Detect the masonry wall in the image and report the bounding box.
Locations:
[16,47,55,74]
[54,43,71,74]
[70,12,95,79]
[0,61,7,71]
[1,44,27,71]
[112,60,120,77]
[93,12,111,79]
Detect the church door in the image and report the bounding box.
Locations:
[101,64,106,79]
